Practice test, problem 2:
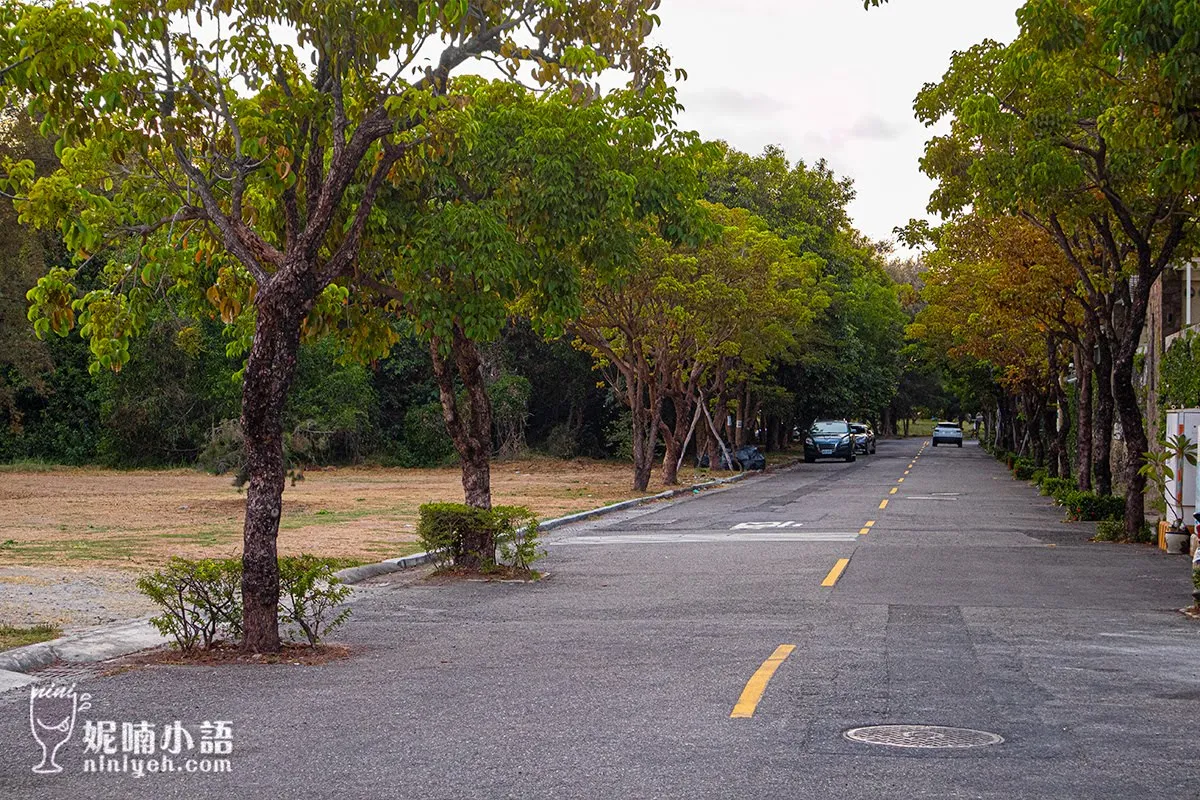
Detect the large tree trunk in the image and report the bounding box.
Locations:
[240,285,309,653]
[630,397,657,492]
[430,329,496,569]
[660,393,694,486]
[1093,335,1115,495]
[1113,348,1148,539]
[430,329,494,511]
[1074,340,1094,491]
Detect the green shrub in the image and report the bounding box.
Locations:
[490,374,532,458]
[278,555,352,646]
[400,402,456,467]
[545,422,579,460]
[1039,477,1074,501]
[417,503,543,571]
[1094,520,1123,542]
[1030,468,1048,485]
[1062,491,1126,522]
[136,557,242,651]
[137,555,352,650]
[1013,458,1038,480]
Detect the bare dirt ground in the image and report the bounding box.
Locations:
[0,458,732,632]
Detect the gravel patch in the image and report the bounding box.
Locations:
[0,566,155,632]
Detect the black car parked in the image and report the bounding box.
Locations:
[803,419,856,463]
[850,422,876,455]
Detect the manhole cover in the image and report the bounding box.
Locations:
[844,725,1004,749]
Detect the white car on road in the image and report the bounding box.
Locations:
[932,421,963,447]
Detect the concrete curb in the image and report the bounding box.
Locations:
[335,459,801,585]
[0,456,798,679]
[0,617,168,678]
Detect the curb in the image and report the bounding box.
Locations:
[0,617,168,678]
[335,459,800,585]
[0,457,798,679]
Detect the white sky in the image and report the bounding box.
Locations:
[651,0,1023,245]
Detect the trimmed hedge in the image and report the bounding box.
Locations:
[1061,490,1126,522]
[1039,476,1074,501]
[1013,458,1038,480]
[417,503,542,570]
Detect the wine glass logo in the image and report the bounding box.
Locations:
[29,682,91,774]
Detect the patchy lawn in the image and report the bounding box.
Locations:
[0,457,736,569]
[0,622,61,651]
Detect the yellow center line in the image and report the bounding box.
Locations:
[905,469,910,474]
[859,527,870,535]
[821,558,850,587]
[897,477,904,483]
[889,487,898,495]
[731,645,797,719]
[879,498,889,509]
[865,520,875,527]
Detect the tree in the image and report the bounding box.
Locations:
[704,144,905,436]
[1,0,669,651]
[574,202,822,490]
[915,2,1199,537]
[360,79,700,563]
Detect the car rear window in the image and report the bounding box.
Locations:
[935,423,961,430]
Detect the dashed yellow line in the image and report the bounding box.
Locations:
[897,477,905,483]
[859,527,870,535]
[879,498,889,509]
[731,645,796,719]
[865,520,875,528]
[889,487,898,495]
[821,558,850,587]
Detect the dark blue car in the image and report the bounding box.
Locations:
[803,419,856,463]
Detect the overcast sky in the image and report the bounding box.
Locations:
[650,0,1023,245]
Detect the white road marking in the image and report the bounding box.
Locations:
[549,531,862,545]
[730,521,802,530]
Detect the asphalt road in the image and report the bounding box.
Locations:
[2,439,1198,799]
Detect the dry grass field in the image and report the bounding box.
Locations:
[0,458,734,569]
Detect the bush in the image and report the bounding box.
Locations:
[1013,458,1038,480]
[1062,491,1126,522]
[137,555,351,650]
[1030,468,1048,485]
[1039,477,1075,501]
[400,402,456,467]
[545,422,579,460]
[136,557,242,651]
[490,374,532,458]
[278,555,352,646]
[1094,519,1153,544]
[417,503,543,571]
[1094,520,1123,542]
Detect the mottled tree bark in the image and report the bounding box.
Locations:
[1074,340,1094,491]
[429,328,496,569]
[239,281,310,653]
[1093,334,1115,496]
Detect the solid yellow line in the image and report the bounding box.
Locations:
[865,520,875,527]
[821,558,850,587]
[889,487,898,495]
[731,645,796,718]
[879,498,889,509]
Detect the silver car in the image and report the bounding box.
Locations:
[931,421,963,447]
